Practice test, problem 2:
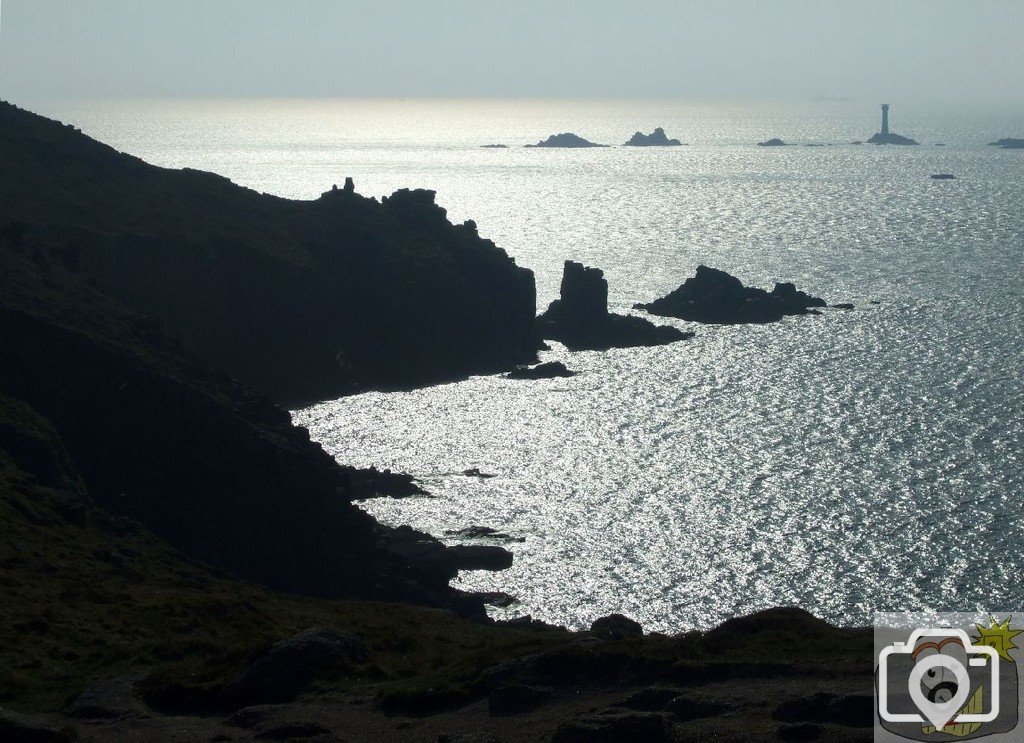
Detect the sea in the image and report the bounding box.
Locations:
[21,97,1024,632]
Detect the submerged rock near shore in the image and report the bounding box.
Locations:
[635,265,826,324]
[526,132,607,148]
[538,261,693,350]
[623,127,683,146]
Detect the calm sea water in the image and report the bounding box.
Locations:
[24,98,1024,631]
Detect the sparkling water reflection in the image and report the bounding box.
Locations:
[30,98,1024,631]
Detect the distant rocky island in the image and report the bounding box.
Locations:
[988,137,1024,149]
[635,265,827,324]
[538,261,692,350]
[525,132,607,148]
[481,143,508,148]
[866,103,918,145]
[758,138,787,147]
[623,127,683,146]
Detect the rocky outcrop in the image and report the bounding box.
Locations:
[222,628,367,706]
[538,261,692,350]
[867,131,918,145]
[758,138,787,147]
[0,101,540,406]
[481,143,508,148]
[987,138,1024,149]
[506,361,575,380]
[623,128,682,146]
[525,133,607,148]
[635,265,826,324]
[930,173,956,179]
[590,614,644,639]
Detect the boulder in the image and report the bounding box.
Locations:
[488,684,551,716]
[777,722,823,742]
[538,261,692,350]
[773,692,872,728]
[635,265,826,324]
[0,710,77,742]
[525,133,607,148]
[65,675,150,720]
[552,711,672,743]
[506,361,575,380]
[623,128,682,146]
[222,627,367,706]
[590,613,644,639]
[758,138,787,146]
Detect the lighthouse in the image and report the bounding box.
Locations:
[881,104,890,135]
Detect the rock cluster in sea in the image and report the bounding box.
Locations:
[623,127,683,146]
[537,261,692,350]
[635,265,826,324]
[758,138,787,147]
[525,132,607,148]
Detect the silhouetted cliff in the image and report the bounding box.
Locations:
[0,102,539,406]
[0,229,499,616]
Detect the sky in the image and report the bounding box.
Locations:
[1,0,1022,104]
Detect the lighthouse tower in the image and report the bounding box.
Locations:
[881,104,890,135]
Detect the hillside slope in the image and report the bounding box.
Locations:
[0,228,498,613]
[0,101,539,405]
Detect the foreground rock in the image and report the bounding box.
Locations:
[590,613,644,639]
[538,261,693,350]
[506,361,575,379]
[987,137,1024,149]
[635,265,826,324]
[623,127,682,146]
[222,628,367,706]
[525,133,607,148]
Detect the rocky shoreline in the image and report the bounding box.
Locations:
[0,102,871,742]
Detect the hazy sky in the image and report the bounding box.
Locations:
[1,0,1022,104]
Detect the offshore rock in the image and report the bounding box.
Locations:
[623,127,682,146]
[634,265,826,324]
[538,261,692,350]
[525,132,607,148]
[758,138,787,146]
[867,131,918,145]
[987,137,1024,149]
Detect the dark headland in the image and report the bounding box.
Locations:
[0,102,875,741]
